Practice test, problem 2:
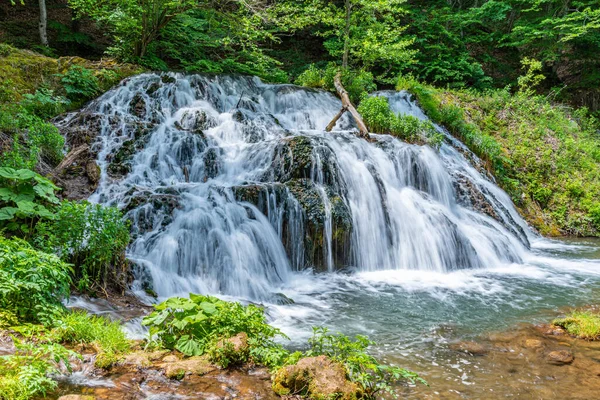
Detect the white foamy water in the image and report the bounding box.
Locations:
[58,73,600,363]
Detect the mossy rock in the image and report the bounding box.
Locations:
[273,355,362,400]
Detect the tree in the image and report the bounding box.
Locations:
[10,0,48,46]
[273,0,414,79]
[68,0,198,58]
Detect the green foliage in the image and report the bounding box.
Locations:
[143,294,287,368]
[358,96,444,148]
[60,65,100,103]
[0,106,65,169]
[0,340,77,400]
[21,87,69,119]
[553,311,600,340]
[304,327,425,398]
[402,76,600,236]
[35,201,130,291]
[517,58,545,95]
[295,64,375,104]
[274,0,414,79]
[0,167,60,234]
[53,311,131,368]
[0,43,13,57]
[0,236,71,324]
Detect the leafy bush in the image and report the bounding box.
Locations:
[553,311,600,340]
[358,96,444,148]
[0,107,65,169]
[357,96,392,133]
[0,236,71,324]
[0,44,13,57]
[295,64,326,88]
[35,201,130,291]
[60,65,100,103]
[21,87,69,119]
[296,64,376,104]
[0,167,60,234]
[0,340,77,400]
[53,311,131,368]
[302,327,425,398]
[143,294,287,367]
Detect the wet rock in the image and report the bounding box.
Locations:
[161,75,176,84]
[524,339,544,349]
[121,350,168,369]
[273,355,362,400]
[159,355,215,379]
[179,110,216,134]
[129,93,146,118]
[453,175,499,220]
[85,161,101,184]
[546,350,574,365]
[58,396,95,400]
[146,81,161,95]
[107,123,154,178]
[451,341,488,356]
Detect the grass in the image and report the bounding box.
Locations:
[398,75,600,237]
[53,311,132,368]
[553,311,600,340]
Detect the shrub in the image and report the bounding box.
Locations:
[553,311,600,340]
[302,327,425,398]
[0,167,60,235]
[0,340,77,400]
[53,311,131,368]
[143,294,287,367]
[358,96,443,148]
[60,65,100,103]
[0,43,13,57]
[20,87,69,119]
[295,64,376,104]
[35,201,130,291]
[0,236,72,324]
[295,64,326,88]
[0,108,65,169]
[357,96,392,133]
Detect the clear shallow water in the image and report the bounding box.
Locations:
[60,73,600,396]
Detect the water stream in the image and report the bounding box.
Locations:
[59,73,600,397]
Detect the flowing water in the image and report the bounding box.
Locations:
[60,73,600,397]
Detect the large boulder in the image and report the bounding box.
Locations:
[272,356,362,400]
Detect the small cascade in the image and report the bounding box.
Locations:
[58,73,534,301]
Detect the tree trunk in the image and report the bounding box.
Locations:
[39,0,48,46]
[325,72,369,137]
[342,0,351,68]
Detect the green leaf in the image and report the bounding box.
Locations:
[175,335,203,356]
[0,207,18,220]
[199,301,217,315]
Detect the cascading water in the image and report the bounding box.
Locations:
[60,73,535,300]
[57,73,600,399]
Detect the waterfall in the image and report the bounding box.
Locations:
[60,73,533,301]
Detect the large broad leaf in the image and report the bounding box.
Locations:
[0,207,18,220]
[33,183,59,204]
[142,310,170,326]
[165,297,197,311]
[175,335,203,356]
[0,168,37,180]
[35,205,56,219]
[16,200,36,213]
[0,188,16,202]
[199,301,217,315]
[171,318,189,330]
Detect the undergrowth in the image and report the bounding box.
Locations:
[553,311,600,340]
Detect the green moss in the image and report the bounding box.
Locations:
[553,311,600,340]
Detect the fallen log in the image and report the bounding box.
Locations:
[325,72,369,138]
[53,144,89,174]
